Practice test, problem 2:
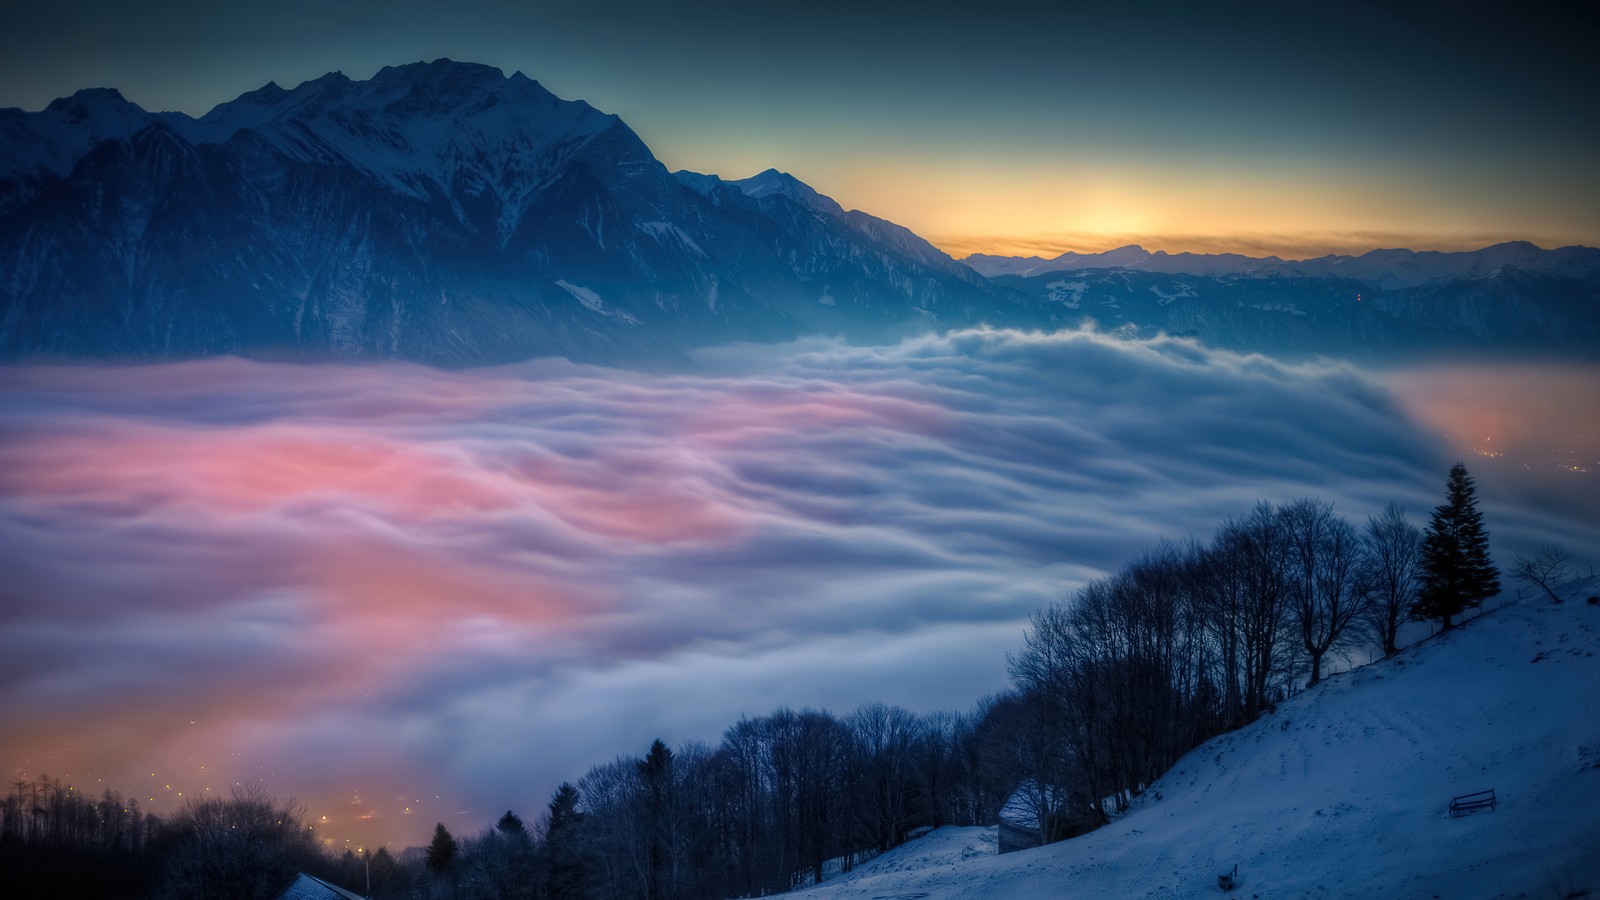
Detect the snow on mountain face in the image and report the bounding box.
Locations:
[733,168,846,217]
[4,89,153,165]
[672,169,726,197]
[0,60,1015,365]
[1298,241,1600,289]
[0,61,621,219]
[191,60,625,242]
[961,254,1056,278]
[1090,243,1152,268]
[0,88,162,209]
[797,581,1600,900]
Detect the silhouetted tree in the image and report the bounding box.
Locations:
[1205,502,1292,724]
[1008,539,1219,833]
[1007,593,1106,827]
[367,846,406,900]
[576,756,646,899]
[1281,498,1367,686]
[0,774,163,899]
[963,694,1029,826]
[847,703,924,856]
[638,739,676,899]
[496,810,525,836]
[425,822,457,874]
[666,741,734,900]
[1361,503,1422,657]
[914,710,970,829]
[153,783,321,900]
[1512,544,1572,603]
[1414,463,1500,630]
[457,813,535,900]
[543,783,595,900]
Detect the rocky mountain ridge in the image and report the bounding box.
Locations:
[2,59,1596,365]
[1,60,1020,365]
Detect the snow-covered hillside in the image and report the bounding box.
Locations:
[799,579,1600,899]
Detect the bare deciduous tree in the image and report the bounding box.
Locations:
[1512,544,1573,603]
[1281,498,1369,687]
[1361,503,1421,658]
[155,783,321,900]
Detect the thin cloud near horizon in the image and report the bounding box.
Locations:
[930,232,1594,262]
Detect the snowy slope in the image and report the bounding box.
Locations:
[798,579,1600,899]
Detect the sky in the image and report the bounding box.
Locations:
[2,0,1596,258]
[3,333,1598,849]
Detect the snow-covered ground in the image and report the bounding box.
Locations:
[799,578,1600,899]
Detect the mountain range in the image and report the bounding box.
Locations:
[962,240,1600,288]
[2,59,1597,365]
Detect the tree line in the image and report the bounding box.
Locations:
[0,777,328,899]
[3,464,1509,899]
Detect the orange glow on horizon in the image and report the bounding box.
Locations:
[921,231,1577,262]
[799,155,1597,262]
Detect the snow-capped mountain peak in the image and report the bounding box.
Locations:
[176,57,634,237]
[1091,243,1152,267]
[733,167,846,217]
[672,169,726,197]
[1,87,155,179]
[43,87,136,118]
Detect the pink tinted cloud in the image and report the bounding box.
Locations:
[3,337,1595,848]
[0,416,753,544]
[0,422,508,518]
[683,385,949,447]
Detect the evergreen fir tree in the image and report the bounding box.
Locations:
[638,739,675,900]
[543,782,595,900]
[496,809,526,836]
[425,822,457,873]
[1413,462,1500,630]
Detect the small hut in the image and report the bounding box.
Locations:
[277,872,367,900]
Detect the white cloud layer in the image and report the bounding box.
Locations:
[1,328,1593,847]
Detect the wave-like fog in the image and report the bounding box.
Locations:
[2,329,1594,848]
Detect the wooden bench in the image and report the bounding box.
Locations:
[1449,788,1497,817]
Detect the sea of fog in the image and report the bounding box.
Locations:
[2,328,1595,849]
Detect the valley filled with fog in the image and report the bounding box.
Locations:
[1,328,1595,848]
